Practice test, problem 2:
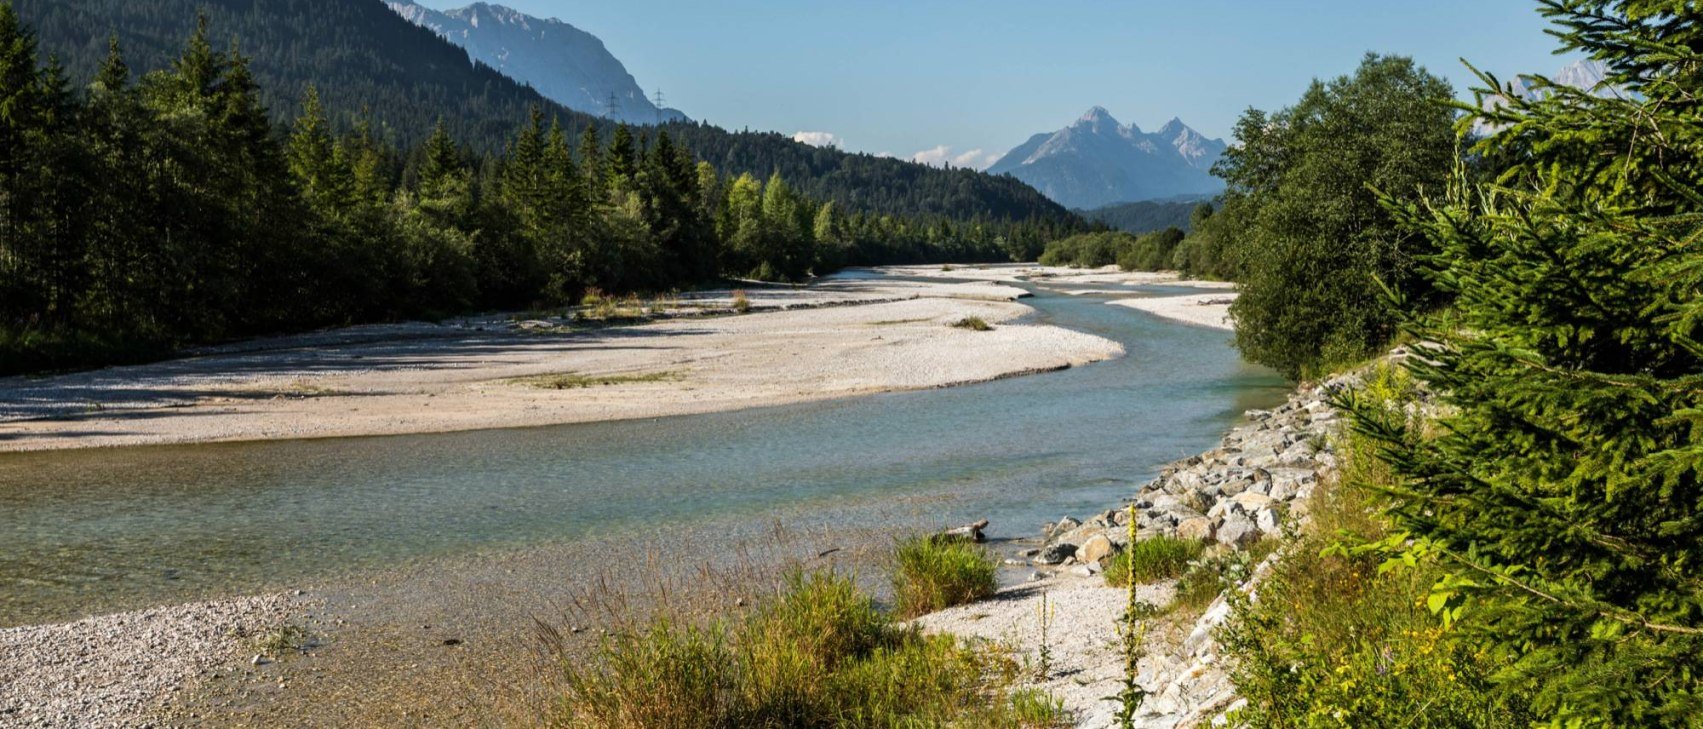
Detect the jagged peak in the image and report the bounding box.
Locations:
[1076,105,1120,127]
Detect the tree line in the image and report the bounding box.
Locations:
[1039,52,1459,381]
[0,6,1072,374]
[10,0,1077,225]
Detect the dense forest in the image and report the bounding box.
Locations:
[9,0,1076,227]
[0,5,1075,374]
[1078,198,1201,234]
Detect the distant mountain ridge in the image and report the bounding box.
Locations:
[386,0,685,125]
[15,0,1076,227]
[987,107,1227,209]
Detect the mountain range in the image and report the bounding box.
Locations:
[987,107,1227,209]
[385,0,686,125]
[14,0,1073,227]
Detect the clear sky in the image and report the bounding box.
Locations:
[416,1,1573,168]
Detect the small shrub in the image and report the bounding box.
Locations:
[550,569,1063,728]
[1009,687,1067,727]
[557,618,734,729]
[892,536,997,618]
[731,289,752,314]
[950,317,992,332]
[253,624,310,657]
[1102,536,1203,587]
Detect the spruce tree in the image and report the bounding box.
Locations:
[1358,2,1703,724]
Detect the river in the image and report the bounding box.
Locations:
[0,280,1284,627]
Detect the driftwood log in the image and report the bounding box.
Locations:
[936,519,989,543]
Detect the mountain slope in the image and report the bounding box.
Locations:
[15,0,1075,225]
[1081,198,1205,234]
[385,0,685,125]
[987,107,1226,209]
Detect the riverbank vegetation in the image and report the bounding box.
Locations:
[891,536,998,618]
[0,4,1078,376]
[550,568,1060,728]
[1034,228,1186,271]
[1219,2,1703,726]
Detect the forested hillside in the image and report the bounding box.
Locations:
[0,4,1074,375]
[1079,199,1201,234]
[11,0,1075,226]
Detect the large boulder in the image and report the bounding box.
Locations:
[1078,534,1115,565]
[1034,542,1077,565]
[1176,516,1215,542]
[1216,514,1261,547]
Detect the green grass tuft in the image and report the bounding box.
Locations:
[550,569,1064,728]
[1103,535,1203,587]
[892,535,998,618]
[950,316,993,332]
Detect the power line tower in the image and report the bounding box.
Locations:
[603,92,621,120]
[652,88,666,126]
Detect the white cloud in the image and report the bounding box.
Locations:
[907,145,1000,171]
[792,131,843,148]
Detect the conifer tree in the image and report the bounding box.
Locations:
[1357,2,1703,724]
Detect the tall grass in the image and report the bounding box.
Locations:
[549,569,1064,728]
[1102,535,1203,587]
[891,536,998,618]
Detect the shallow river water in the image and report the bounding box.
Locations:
[0,281,1285,626]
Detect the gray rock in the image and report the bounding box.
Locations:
[1216,514,1260,547]
[1034,542,1077,565]
[1078,534,1115,565]
[1176,516,1215,542]
[1255,506,1282,533]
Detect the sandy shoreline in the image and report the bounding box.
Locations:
[881,264,1238,332]
[1109,292,1237,331]
[0,272,1121,453]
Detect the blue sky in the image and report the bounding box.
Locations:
[417,1,1572,168]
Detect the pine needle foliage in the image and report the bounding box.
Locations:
[1349,2,1703,724]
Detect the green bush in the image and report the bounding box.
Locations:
[1102,536,1202,587]
[950,316,992,332]
[1215,54,1456,379]
[892,536,998,618]
[551,569,1063,728]
[1114,227,1185,272]
[1036,231,1136,267]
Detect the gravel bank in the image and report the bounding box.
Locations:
[0,273,1120,452]
[0,594,297,727]
[917,372,1355,728]
[1108,292,1237,332]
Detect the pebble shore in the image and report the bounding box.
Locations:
[0,594,297,727]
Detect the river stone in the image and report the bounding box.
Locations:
[1176,516,1214,542]
[1034,542,1077,565]
[1045,516,1081,539]
[1255,506,1282,533]
[1230,492,1275,511]
[1216,514,1260,547]
[1078,534,1115,565]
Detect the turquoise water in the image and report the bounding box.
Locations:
[0,284,1285,626]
